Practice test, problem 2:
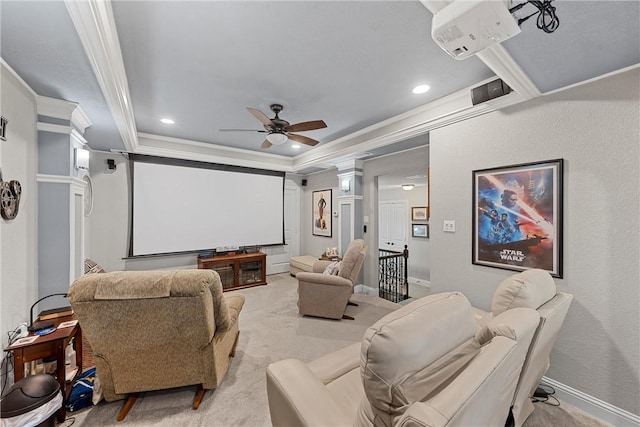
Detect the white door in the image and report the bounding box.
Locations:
[265,184,300,274]
[379,201,408,252]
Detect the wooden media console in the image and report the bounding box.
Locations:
[197,252,267,291]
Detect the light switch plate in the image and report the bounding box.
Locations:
[443,220,456,232]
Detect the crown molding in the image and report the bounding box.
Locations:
[71,128,88,146]
[37,95,92,134]
[37,95,77,120]
[37,122,71,135]
[71,105,92,134]
[137,132,290,161]
[65,0,138,152]
[542,63,640,96]
[135,133,295,173]
[292,82,528,172]
[334,160,363,172]
[0,59,38,99]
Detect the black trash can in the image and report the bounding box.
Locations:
[1,374,61,427]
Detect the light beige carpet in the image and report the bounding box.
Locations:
[64,273,610,427]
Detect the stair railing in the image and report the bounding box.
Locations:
[378,245,409,303]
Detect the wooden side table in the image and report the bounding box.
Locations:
[6,315,83,423]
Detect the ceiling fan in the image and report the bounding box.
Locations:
[220,104,327,149]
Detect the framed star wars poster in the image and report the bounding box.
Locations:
[472,159,563,278]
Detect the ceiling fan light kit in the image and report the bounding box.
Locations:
[221,104,327,149]
[266,132,288,145]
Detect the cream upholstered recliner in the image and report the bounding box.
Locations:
[473,268,573,426]
[68,269,245,421]
[297,239,368,320]
[267,291,540,426]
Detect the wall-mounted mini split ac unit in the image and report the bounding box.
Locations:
[431,0,521,60]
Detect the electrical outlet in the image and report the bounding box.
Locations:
[443,220,456,232]
[16,323,28,339]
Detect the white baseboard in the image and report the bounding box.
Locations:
[356,282,432,295]
[354,284,377,295]
[408,276,431,288]
[540,376,640,426]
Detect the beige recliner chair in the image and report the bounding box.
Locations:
[68,269,245,421]
[267,291,540,426]
[473,269,573,426]
[297,239,368,320]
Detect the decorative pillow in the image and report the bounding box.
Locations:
[84,258,105,274]
[323,261,341,275]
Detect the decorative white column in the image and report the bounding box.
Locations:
[335,160,364,255]
[36,96,92,305]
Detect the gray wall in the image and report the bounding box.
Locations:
[300,169,339,256]
[429,68,639,414]
[37,182,70,297]
[0,63,38,364]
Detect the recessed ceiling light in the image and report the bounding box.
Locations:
[160,118,175,124]
[291,144,301,149]
[412,85,431,94]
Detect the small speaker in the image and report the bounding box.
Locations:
[107,159,116,170]
[301,179,307,186]
[471,78,512,105]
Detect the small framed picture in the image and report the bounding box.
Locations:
[411,206,428,221]
[412,224,429,238]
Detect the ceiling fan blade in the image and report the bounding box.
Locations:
[261,139,273,149]
[288,133,319,146]
[247,108,274,127]
[288,120,327,133]
[219,129,267,132]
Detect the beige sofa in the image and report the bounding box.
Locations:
[267,291,539,426]
[473,269,573,426]
[68,269,245,420]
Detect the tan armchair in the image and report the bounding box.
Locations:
[297,239,368,320]
[267,292,540,426]
[67,269,244,421]
[473,269,573,426]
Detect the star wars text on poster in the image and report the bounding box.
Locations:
[500,249,525,262]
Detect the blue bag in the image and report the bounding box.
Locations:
[66,367,96,412]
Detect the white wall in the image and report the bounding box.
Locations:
[0,62,38,362]
[429,68,639,415]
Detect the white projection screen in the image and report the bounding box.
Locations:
[129,155,285,256]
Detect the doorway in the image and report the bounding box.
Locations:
[377,171,431,293]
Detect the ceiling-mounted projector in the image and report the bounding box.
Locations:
[432,0,521,60]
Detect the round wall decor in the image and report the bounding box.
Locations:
[83,174,94,216]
